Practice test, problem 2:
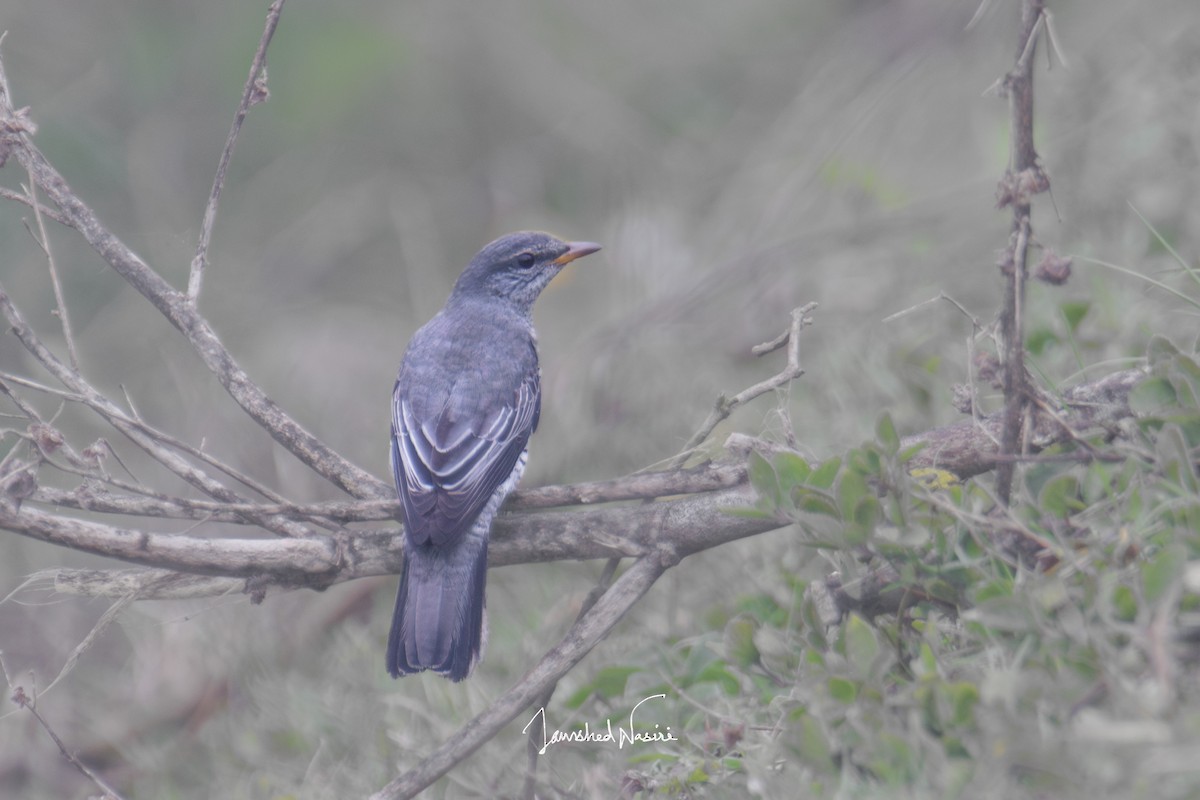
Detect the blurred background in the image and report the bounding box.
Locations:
[1,0,1197,796]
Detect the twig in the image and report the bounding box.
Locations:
[0,284,321,538]
[22,177,80,370]
[901,367,1143,480]
[10,686,127,800]
[0,55,389,501]
[0,185,73,227]
[673,303,815,467]
[882,291,982,331]
[370,553,673,800]
[0,368,334,516]
[187,0,286,304]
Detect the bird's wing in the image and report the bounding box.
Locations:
[391,368,540,548]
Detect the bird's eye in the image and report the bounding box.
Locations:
[516,252,536,269]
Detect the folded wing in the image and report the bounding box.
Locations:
[391,371,540,547]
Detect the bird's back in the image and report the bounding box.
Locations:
[392,299,541,548]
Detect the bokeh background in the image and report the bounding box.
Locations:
[1,0,1197,796]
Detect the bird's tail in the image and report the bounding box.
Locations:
[386,538,488,682]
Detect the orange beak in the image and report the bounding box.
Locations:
[552,241,602,266]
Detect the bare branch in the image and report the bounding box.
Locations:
[0,482,770,591]
[0,368,333,515]
[0,184,73,227]
[0,285,322,538]
[509,458,746,509]
[0,362,1141,603]
[994,0,1048,505]
[10,686,127,800]
[187,0,286,304]
[0,55,389,501]
[903,367,1143,479]
[7,567,240,602]
[522,557,621,799]
[24,177,79,370]
[674,303,815,466]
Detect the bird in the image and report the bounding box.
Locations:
[386,231,601,681]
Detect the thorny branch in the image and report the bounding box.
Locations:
[993,0,1050,505]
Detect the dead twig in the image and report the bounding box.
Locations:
[187,0,286,304]
[0,53,388,501]
[22,177,80,371]
[10,686,127,800]
[673,303,815,467]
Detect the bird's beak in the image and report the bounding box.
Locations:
[552,241,602,266]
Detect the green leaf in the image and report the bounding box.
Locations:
[773,451,812,488]
[1130,376,1176,413]
[1039,474,1082,517]
[1060,300,1091,333]
[844,614,880,676]
[795,713,835,774]
[876,412,900,454]
[918,641,938,677]
[828,676,858,704]
[694,661,741,695]
[949,682,980,727]
[838,468,870,520]
[564,665,641,707]
[795,488,840,518]
[898,441,928,463]
[809,457,842,489]
[724,615,761,668]
[594,665,640,699]
[1112,584,1137,622]
[747,450,780,507]
[1026,326,1058,356]
[1142,545,1185,605]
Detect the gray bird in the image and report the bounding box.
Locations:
[387,231,600,681]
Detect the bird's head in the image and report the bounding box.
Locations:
[449,231,600,313]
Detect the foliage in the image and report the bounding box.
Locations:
[578,328,1200,799]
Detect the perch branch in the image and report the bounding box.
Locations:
[0,483,770,591]
[1,364,1141,602]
